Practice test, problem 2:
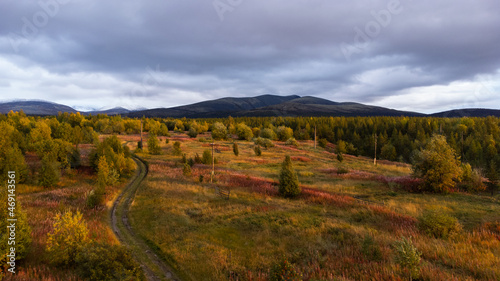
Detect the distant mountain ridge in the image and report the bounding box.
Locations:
[1,96,499,118]
[126,95,301,118]
[430,108,500,118]
[0,101,77,116]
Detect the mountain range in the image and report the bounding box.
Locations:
[1,95,499,118]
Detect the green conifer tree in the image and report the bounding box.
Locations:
[278,155,301,198]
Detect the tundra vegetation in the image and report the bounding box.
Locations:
[0,110,499,280]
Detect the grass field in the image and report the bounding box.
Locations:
[6,132,499,280]
[128,132,500,281]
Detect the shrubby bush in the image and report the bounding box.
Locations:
[254,137,274,148]
[285,137,299,147]
[394,237,421,280]
[236,123,253,141]
[318,138,328,148]
[260,128,277,140]
[75,243,145,281]
[85,190,102,209]
[46,211,90,266]
[412,135,462,193]
[211,122,228,140]
[276,126,293,141]
[269,256,302,281]
[418,210,462,238]
[459,163,485,192]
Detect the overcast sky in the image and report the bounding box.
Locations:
[0,0,499,113]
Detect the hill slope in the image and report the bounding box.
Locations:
[0,101,77,115]
[126,94,301,118]
[431,108,500,118]
[236,97,423,117]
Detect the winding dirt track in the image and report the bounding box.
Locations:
[111,156,181,281]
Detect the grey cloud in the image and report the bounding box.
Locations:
[0,0,498,111]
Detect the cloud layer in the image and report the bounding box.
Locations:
[0,0,499,113]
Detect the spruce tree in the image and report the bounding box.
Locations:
[202,149,212,165]
[183,163,192,177]
[172,141,182,156]
[278,155,301,198]
[233,142,239,156]
[254,145,262,156]
[486,160,499,196]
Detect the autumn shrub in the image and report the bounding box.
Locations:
[254,137,274,148]
[46,210,90,266]
[236,123,253,141]
[269,256,302,281]
[459,163,485,192]
[418,210,462,238]
[85,190,103,209]
[260,128,277,140]
[276,126,293,141]
[211,122,228,140]
[318,138,328,148]
[412,135,462,193]
[285,137,299,147]
[394,237,421,280]
[75,242,145,281]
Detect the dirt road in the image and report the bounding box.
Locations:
[111,156,181,281]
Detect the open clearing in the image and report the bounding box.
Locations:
[126,133,500,281]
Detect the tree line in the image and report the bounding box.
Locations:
[2,110,499,188]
